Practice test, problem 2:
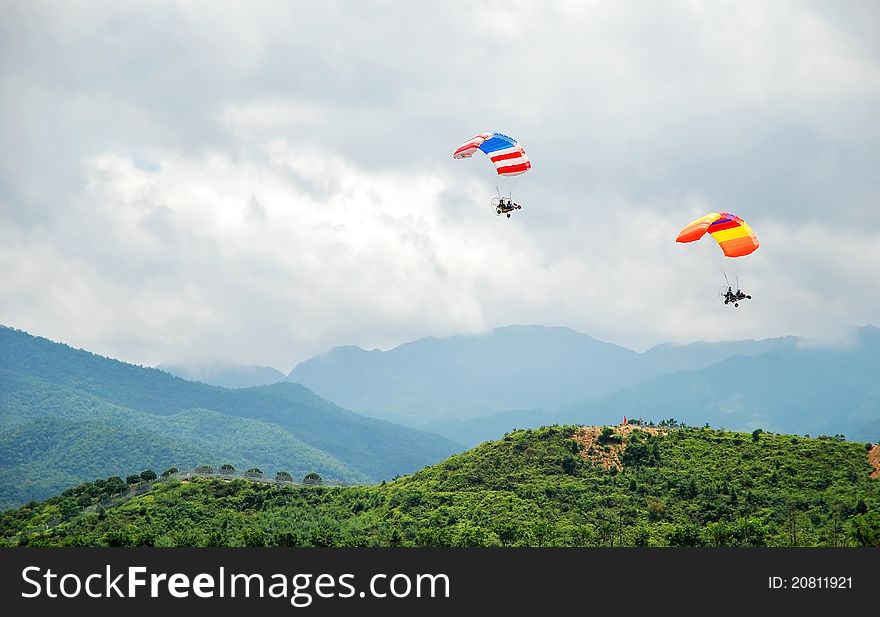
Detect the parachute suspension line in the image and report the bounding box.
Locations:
[697,251,727,277]
[696,253,738,290]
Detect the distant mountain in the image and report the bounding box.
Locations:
[0,326,459,509]
[561,326,880,443]
[426,326,880,447]
[640,336,799,374]
[288,325,801,426]
[157,361,286,388]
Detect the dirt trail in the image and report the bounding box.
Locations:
[869,444,880,480]
[573,424,666,471]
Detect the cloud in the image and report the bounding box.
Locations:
[1,1,878,367]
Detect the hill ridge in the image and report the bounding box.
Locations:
[3,425,878,547]
[0,326,459,509]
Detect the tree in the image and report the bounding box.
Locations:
[785,500,804,546]
[631,525,651,547]
[658,418,682,428]
[310,524,338,547]
[140,469,157,482]
[734,517,768,547]
[125,474,141,485]
[273,531,303,547]
[105,476,127,494]
[220,464,235,475]
[302,472,323,486]
[704,521,734,547]
[493,521,521,547]
[646,498,666,521]
[240,528,268,547]
[621,435,660,468]
[245,468,264,478]
[666,523,703,547]
[195,465,214,475]
[752,429,763,442]
[598,426,621,445]
[851,515,879,547]
[276,471,293,482]
[161,467,179,478]
[453,523,493,547]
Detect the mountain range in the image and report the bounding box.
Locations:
[5,322,879,509]
[286,325,805,427]
[161,324,880,447]
[426,327,880,446]
[158,326,880,446]
[0,326,458,510]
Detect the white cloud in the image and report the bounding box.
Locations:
[220,100,326,136]
[1,1,878,367]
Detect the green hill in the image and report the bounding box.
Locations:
[5,425,878,547]
[0,326,460,509]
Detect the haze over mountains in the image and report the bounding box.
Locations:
[156,361,287,389]
[427,327,880,446]
[162,324,880,448]
[0,326,458,509]
[285,325,879,446]
[286,326,803,426]
[5,322,878,509]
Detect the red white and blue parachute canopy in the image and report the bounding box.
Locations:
[453,132,531,177]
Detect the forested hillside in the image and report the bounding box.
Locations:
[4,425,877,547]
[0,326,459,508]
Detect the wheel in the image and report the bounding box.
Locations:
[496,208,502,214]
[507,213,511,218]
[734,302,739,307]
[747,295,751,299]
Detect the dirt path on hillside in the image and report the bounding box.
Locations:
[869,444,880,480]
[573,425,666,471]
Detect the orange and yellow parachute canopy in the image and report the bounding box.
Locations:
[676,212,759,258]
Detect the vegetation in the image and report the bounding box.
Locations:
[0,326,460,508]
[2,426,877,547]
[303,473,323,486]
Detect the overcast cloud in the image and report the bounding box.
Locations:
[1,0,878,370]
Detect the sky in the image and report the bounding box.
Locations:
[1,0,878,372]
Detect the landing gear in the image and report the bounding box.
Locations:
[718,276,751,308]
[491,190,523,218]
[720,289,750,307]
